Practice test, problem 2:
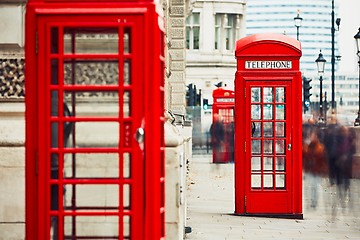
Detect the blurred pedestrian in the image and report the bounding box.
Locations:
[210,114,225,163]
[303,128,327,208]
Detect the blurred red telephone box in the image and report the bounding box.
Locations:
[234,33,303,218]
[211,88,235,163]
[25,0,165,239]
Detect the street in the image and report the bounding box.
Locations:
[185,154,360,240]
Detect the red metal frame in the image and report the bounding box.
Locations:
[25,1,165,239]
[211,88,235,163]
[234,33,303,218]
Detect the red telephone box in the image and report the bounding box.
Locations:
[234,33,303,218]
[211,88,235,163]
[25,0,165,239]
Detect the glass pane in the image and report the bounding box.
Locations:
[64,153,119,179]
[73,122,119,148]
[123,91,131,117]
[264,122,273,137]
[51,27,59,54]
[124,215,131,238]
[264,140,273,154]
[193,13,200,24]
[276,157,285,171]
[276,174,286,189]
[251,174,261,188]
[276,140,285,154]
[264,174,273,188]
[124,60,131,85]
[252,122,261,137]
[51,59,59,85]
[124,184,131,210]
[251,105,261,120]
[50,216,59,240]
[263,104,273,120]
[276,87,285,103]
[51,91,59,116]
[124,153,131,179]
[186,27,190,49]
[64,216,118,238]
[251,140,261,154]
[264,157,273,171]
[276,105,285,120]
[276,122,285,137]
[193,27,200,49]
[64,28,118,54]
[264,87,273,103]
[64,91,119,117]
[64,184,118,210]
[124,28,131,54]
[251,87,261,103]
[64,59,119,85]
[251,156,261,171]
[51,122,59,148]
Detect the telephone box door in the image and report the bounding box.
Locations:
[246,80,292,214]
[29,12,162,239]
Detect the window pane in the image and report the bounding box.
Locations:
[252,122,261,137]
[264,174,273,188]
[186,27,190,49]
[193,13,200,24]
[264,122,273,137]
[64,28,118,54]
[276,105,285,120]
[64,153,119,179]
[64,59,118,85]
[64,91,119,117]
[264,157,273,171]
[276,174,286,189]
[276,157,285,171]
[276,140,285,154]
[264,87,273,103]
[264,140,273,154]
[276,87,285,103]
[264,104,273,120]
[251,174,261,188]
[276,122,285,137]
[251,156,261,171]
[193,27,200,49]
[251,140,261,154]
[251,105,261,119]
[251,87,261,102]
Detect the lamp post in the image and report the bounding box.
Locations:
[294,10,303,41]
[354,28,360,126]
[316,50,326,124]
[330,0,341,113]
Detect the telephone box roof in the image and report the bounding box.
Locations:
[236,33,301,57]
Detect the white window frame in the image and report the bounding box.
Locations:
[186,12,200,50]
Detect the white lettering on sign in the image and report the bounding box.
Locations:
[245,61,292,69]
[217,98,235,103]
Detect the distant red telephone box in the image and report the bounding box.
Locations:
[211,88,235,163]
[234,34,303,218]
[25,0,165,239]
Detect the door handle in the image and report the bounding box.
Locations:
[135,127,145,144]
[287,144,292,151]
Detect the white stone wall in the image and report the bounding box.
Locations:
[0,102,25,240]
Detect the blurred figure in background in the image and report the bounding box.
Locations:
[336,126,356,208]
[210,114,225,163]
[303,125,327,209]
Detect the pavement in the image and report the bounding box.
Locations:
[185,154,360,240]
